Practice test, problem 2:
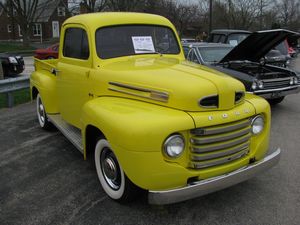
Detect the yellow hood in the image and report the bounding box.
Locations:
[93,56,245,112]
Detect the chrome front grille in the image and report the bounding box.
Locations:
[262,78,291,89]
[189,118,251,169]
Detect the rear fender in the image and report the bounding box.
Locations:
[30,70,58,113]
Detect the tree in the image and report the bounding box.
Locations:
[80,0,108,13]
[0,0,52,46]
[106,0,145,11]
[275,0,300,30]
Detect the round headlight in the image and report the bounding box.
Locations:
[251,116,264,135]
[164,134,185,158]
[293,77,298,85]
[251,81,258,90]
[290,78,294,85]
[258,80,264,89]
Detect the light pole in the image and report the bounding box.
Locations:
[209,0,213,33]
[260,0,263,30]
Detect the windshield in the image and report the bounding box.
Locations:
[275,41,288,55]
[96,25,180,59]
[198,47,233,63]
[227,33,249,46]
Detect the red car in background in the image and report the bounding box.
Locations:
[34,43,59,59]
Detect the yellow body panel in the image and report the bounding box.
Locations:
[30,12,271,191]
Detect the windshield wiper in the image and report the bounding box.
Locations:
[135,49,162,56]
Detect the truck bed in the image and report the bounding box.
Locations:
[34,58,58,74]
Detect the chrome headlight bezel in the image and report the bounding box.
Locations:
[163,134,185,158]
[251,81,258,90]
[251,115,264,135]
[258,80,264,89]
[8,56,18,64]
[293,77,298,85]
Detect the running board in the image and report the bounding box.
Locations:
[48,114,83,153]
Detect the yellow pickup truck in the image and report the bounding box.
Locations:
[30,12,280,205]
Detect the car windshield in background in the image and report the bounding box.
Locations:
[227,33,249,46]
[96,25,180,59]
[198,47,233,63]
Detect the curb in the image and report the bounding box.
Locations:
[2,50,35,56]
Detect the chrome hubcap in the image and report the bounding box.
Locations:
[38,98,45,124]
[100,148,121,190]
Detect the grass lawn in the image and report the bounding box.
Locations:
[0,42,35,53]
[0,88,31,108]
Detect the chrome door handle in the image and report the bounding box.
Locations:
[51,68,60,76]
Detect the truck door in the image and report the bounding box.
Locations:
[56,25,92,128]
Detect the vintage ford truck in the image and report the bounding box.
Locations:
[30,12,280,205]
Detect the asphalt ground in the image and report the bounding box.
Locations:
[0,58,300,225]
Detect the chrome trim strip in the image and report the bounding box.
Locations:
[190,134,251,153]
[191,143,250,161]
[191,119,250,136]
[148,148,281,205]
[253,85,299,94]
[191,127,251,145]
[261,77,291,83]
[190,148,249,169]
[108,82,169,102]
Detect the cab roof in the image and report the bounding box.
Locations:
[63,12,174,30]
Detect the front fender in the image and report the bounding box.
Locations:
[81,97,195,153]
[81,97,195,190]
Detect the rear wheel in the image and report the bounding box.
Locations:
[36,94,52,130]
[268,96,285,105]
[94,139,141,203]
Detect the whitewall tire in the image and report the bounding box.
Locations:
[36,94,52,130]
[94,139,141,202]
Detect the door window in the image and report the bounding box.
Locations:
[63,28,89,60]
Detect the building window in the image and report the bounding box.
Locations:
[7,8,17,17]
[57,7,65,16]
[7,25,12,33]
[33,24,42,36]
[18,25,22,37]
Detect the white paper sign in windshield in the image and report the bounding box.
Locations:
[132,36,155,54]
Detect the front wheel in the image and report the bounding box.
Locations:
[94,139,141,203]
[36,94,52,130]
[268,96,285,105]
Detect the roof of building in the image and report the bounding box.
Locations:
[36,0,65,22]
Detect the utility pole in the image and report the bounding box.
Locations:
[260,0,263,30]
[209,0,213,32]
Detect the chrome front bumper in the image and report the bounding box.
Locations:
[251,86,300,99]
[148,148,281,205]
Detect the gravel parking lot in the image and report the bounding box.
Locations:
[0,57,300,225]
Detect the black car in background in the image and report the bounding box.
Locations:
[265,49,289,68]
[207,29,251,46]
[183,29,300,105]
[0,53,25,77]
[208,29,290,67]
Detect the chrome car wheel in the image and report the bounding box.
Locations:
[36,93,51,130]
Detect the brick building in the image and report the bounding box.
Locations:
[0,0,69,41]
